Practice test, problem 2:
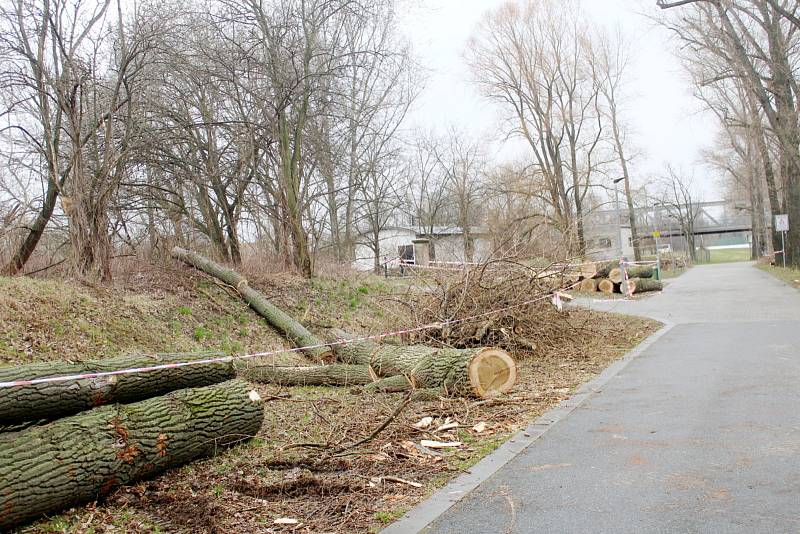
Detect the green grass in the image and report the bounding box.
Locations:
[660,267,688,279]
[757,263,800,290]
[699,248,752,264]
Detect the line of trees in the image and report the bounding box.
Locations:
[657,0,800,265]
[0,0,647,281]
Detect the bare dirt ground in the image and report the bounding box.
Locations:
[1,261,659,533]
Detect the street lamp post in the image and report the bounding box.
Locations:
[613,177,626,259]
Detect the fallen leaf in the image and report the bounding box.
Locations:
[472,422,487,433]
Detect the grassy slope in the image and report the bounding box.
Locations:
[756,263,800,290]
[1,269,659,533]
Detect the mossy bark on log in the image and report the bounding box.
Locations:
[171,247,332,362]
[0,379,263,531]
[627,266,654,279]
[628,278,663,294]
[610,266,654,284]
[332,335,516,398]
[0,352,234,426]
[242,364,375,386]
[597,278,615,294]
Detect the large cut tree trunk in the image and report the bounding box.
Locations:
[609,266,653,284]
[627,278,663,294]
[171,247,332,362]
[246,332,517,399]
[0,380,263,531]
[0,352,235,426]
[593,262,618,279]
[243,364,375,386]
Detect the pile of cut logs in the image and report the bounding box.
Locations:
[0,356,264,530]
[575,261,663,295]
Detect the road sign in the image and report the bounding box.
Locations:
[652,231,661,238]
[775,214,789,232]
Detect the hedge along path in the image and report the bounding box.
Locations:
[0,352,235,426]
[171,247,334,362]
[0,379,264,531]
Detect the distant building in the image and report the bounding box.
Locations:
[352,225,492,271]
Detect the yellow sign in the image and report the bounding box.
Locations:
[652,231,661,238]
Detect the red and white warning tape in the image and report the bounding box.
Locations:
[0,280,581,390]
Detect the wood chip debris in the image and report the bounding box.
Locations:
[420,440,462,449]
[472,421,488,433]
[413,416,434,429]
[274,517,299,525]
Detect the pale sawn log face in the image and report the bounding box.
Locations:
[0,352,235,426]
[0,379,263,530]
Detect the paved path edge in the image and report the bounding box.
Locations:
[381,321,676,534]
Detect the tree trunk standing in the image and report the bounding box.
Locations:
[746,93,783,253]
[0,380,263,531]
[610,105,641,260]
[3,177,61,275]
[0,352,235,426]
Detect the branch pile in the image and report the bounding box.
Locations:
[409,260,578,356]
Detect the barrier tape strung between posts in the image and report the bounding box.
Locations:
[0,279,582,390]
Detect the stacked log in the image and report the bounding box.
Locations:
[597,279,615,294]
[627,278,663,294]
[0,380,263,530]
[0,352,235,426]
[579,278,598,292]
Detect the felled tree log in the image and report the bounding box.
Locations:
[335,336,516,398]
[247,330,517,398]
[593,262,619,279]
[242,364,375,386]
[579,278,598,292]
[627,278,663,294]
[609,266,654,284]
[0,379,263,531]
[579,263,598,279]
[626,265,654,279]
[0,352,235,426]
[597,278,615,294]
[172,247,332,362]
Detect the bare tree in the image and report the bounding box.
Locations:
[467,0,607,256]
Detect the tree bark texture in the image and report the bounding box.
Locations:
[0,379,263,530]
[242,364,375,386]
[171,247,332,361]
[0,352,234,426]
[628,278,663,294]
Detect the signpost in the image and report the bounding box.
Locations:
[775,214,789,268]
[652,230,662,280]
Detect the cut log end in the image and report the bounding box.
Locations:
[597,279,615,294]
[468,348,516,398]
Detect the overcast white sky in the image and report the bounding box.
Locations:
[400,0,721,200]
